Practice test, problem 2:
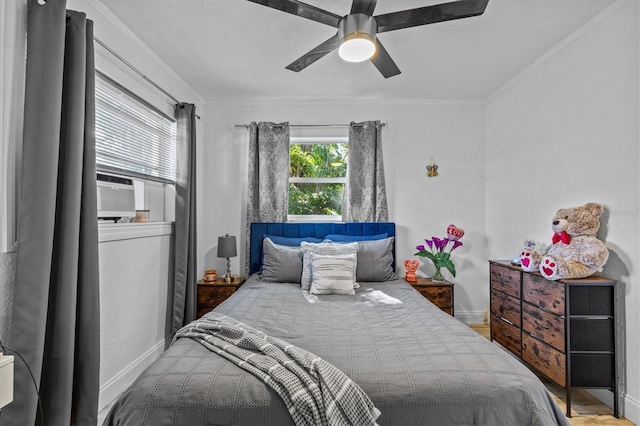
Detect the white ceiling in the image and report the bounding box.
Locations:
[100,0,616,101]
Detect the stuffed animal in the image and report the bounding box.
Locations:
[520,202,609,280]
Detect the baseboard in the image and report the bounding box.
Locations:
[588,389,640,424]
[455,311,486,325]
[98,336,170,411]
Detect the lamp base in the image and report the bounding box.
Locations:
[222,273,232,283]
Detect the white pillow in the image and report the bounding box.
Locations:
[309,253,358,295]
[300,242,358,290]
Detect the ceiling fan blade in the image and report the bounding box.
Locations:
[247,0,341,28]
[350,0,377,16]
[375,0,489,33]
[285,34,340,72]
[370,39,401,78]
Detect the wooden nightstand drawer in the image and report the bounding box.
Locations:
[197,278,245,317]
[408,278,454,316]
[198,286,235,305]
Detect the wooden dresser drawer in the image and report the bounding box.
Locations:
[522,274,565,315]
[490,289,521,327]
[490,264,520,298]
[522,334,566,387]
[523,302,565,352]
[491,315,521,356]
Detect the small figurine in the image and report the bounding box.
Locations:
[426,157,438,177]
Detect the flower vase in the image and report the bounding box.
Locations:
[432,266,444,282]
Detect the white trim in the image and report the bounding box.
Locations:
[290,136,348,144]
[84,0,203,105]
[455,311,487,325]
[98,222,173,243]
[210,97,485,108]
[289,177,346,184]
[98,336,170,411]
[287,215,342,223]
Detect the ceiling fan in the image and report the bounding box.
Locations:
[246,0,489,78]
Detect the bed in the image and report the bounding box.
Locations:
[104,222,569,425]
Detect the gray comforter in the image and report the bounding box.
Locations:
[104,276,569,425]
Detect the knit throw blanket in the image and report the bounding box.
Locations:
[173,313,381,426]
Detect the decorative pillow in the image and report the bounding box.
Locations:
[309,253,357,295]
[356,237,396,282]
[260,235,322,271]
[323,233,388,242]
[300,241,358,290]
[261,238,303,283]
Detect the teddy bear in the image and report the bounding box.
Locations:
[520,202,609,280]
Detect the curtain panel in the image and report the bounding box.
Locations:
[344,120,389,222]
[244,122,290,275]
[172,103,198,333]
[4,1,100,424]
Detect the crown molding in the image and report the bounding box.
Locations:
[85,0,204,106]
[486,0,633,104]
[204,97,485,108]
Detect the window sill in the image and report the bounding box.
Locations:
[98,221,174,243]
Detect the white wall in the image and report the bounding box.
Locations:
[202,99,488,323]
[0,0,26,252]
[97,224,174,409]
[485,2,639,422]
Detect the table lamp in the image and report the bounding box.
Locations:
[217,233,237,283]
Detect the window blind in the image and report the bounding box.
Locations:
[95,73,177,182]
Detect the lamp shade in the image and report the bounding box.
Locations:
[217,234,237,258]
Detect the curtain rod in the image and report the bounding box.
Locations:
[94,37,201,119]
[234,123,385,129]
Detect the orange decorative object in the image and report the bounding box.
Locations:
[404,259,419,283]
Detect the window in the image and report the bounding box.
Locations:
[288,136,348,222]
[95,72,177,182]
[95,72,177,223]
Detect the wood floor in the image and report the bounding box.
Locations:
[468,324,634,425]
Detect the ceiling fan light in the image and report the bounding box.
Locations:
[338,33,376,63]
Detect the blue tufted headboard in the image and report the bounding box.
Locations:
[249,222,396,275]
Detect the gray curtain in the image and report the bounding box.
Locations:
[3,1,100,424]
[245,122,290,275]
[344,120,389,222]
[172,103,198,333]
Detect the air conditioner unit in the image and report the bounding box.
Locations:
[97,173,135,221]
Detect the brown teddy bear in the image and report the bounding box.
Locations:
[520,202,609,280]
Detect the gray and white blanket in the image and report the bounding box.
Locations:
[174,313,381,426]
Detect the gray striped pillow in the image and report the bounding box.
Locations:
[300,242,358,290]
[309,253,358,295]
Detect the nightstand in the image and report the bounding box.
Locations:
[197,277,245,318]
[407,277,455,315]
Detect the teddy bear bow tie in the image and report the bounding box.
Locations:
[552,231,571,244]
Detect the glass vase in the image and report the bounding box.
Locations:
[432,266,444,282]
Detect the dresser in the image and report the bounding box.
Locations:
[407,277,454,315]
[196,277,245,318]
[489,260,618,418]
